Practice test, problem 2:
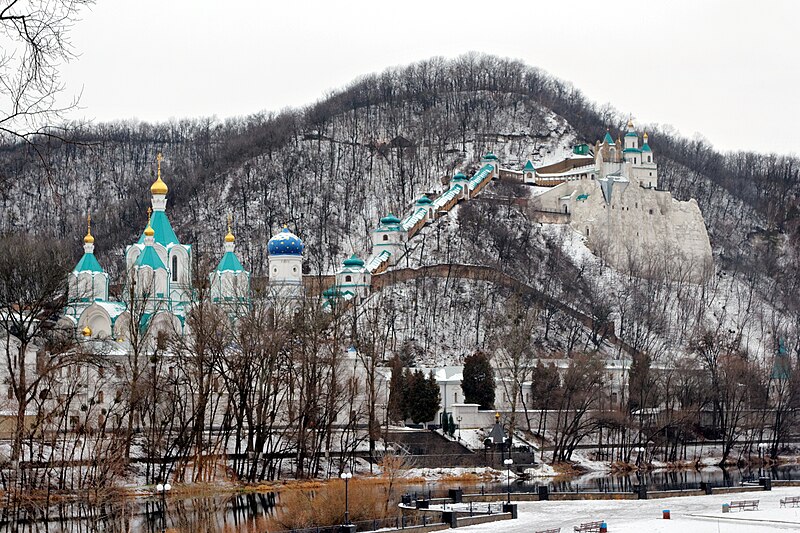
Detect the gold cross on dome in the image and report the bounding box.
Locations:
[156,153,163,178]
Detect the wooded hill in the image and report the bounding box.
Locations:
[1,53,798,363]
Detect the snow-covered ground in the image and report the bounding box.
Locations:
[453,487,800,532]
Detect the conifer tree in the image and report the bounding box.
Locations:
[461,351,495,410]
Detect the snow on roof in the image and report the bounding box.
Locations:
[366,250,392,273]
[401,207,428,231]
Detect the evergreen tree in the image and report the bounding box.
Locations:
[406,370,441,424]
[461,351,496,410]
[387,356,408,422]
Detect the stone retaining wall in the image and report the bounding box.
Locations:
[549,492,637,501]
[648,489,705,499]
[456,513,514,528]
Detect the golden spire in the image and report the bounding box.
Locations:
[643,132,649,141]
[82,325,92,337]
[150,152,169,195]
[225,213,235,243]
[627,117,634,128]
[84,213,95,244]
[144,207,155,237]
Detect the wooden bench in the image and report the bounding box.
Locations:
[729,500,759,511]
[574,521,603,532]
[781,496,800,508]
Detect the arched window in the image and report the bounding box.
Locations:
[345,275,352,282]
[171,256,178,282]
[382,234,388,241]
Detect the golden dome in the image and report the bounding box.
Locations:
[643,132,649,140]
[144,208,155,237]
[224,213,235,242]
[150,152,168,195]
[627,118,634,128]
[150,176,168,196]
[84,214,94,243]
[82,325,92,337]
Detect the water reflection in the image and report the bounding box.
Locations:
[0,492,278,533]
[483,464,800,494]
[3,466,800,531]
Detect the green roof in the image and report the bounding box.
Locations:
[452,172,467,181]
[603,132,614,144]
[380,214,402,225]
[74,252,104,273]
[573,144,591,155]
[623,147,642,153]
[576,193,589,201]
[625,131,638,137]
[137,210,180,246]
[642,143,652,152]
[483,152,498,160]
[343,254,365,267]
[215,251,244,272]
[136,245,166,270]
[416,196,433,205]
[523,160,535,171]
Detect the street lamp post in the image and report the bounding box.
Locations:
[340,466,353,526]
[154,481,171,533]
[503,458,513,504]
[758,442,769,478]
[457,416,462,441]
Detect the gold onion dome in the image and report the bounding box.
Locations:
[82,325,92,337]
[150,152,169,195]
[144,208,155,237]
[225,214,235,242]
[84,214,95,244]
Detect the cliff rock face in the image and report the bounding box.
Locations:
[531,176,713,282]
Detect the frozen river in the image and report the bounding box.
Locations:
[455,487,800,532]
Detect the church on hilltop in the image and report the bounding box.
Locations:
[60,154,305,342]
[526,121,713,281]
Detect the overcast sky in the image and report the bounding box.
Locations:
[61,0,798,154]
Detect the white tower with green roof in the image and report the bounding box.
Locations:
[334,254,371,299]
[371,214,406,266]
[523,160,536,184]
[68,214,109,304]
[131,210,170,311]
[125,153,193,314]
[210,215,250,307]
[481,152,500,179]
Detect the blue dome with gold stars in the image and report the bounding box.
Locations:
[268,227,304,256]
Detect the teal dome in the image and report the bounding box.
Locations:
[380,214,401,225]
[483,152,498,160]
[343,254,365,267]
[452,172,467,181]
[416,196,433,205]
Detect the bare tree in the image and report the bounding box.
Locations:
[0,0,94,150]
